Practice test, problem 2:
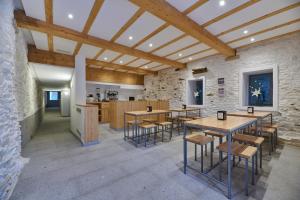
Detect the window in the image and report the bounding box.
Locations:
[49,91,59,101]
[248,73,273,106]
[239,66,278,111]
[186,77,205,106]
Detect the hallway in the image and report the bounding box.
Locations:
[10,111,300,200]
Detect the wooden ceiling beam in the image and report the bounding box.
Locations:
[73,0,105,55]
[15,10,185,69]
[130,0,235,57]
[183,0,208,14]
[44,0,53,51]
[27,45,156,75]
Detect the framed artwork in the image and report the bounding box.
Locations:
[218,78,225,85]
[218,88,225,97]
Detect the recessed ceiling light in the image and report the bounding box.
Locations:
[178,53,182,57]
[243,30,248,34]
[188,57,193,61]
[68,13,74,19]
[250,37,255,42]
[128,36,133,40]
[144,66,148,69]
[149,43,153,47]
[119,60,123,64]
[104,57,108,61]
[219,0,226,6]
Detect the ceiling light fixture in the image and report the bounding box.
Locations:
[68,13,74,19]
[128,36,133,40]
[178,53,182,57]
[250,37,255,42]
[104,57,108,61]
[149,43,153,47]
[243,30,248,34]
[188,57,193,61]
[219,0,226,6]
[119,60,123,64]
[144,66,148,69]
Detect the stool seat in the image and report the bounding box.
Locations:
[156,121,172,126]
[233,134,264,145]
[263,123,278,129]
[127,120,142,125]
[142,119,157,123]
[178,117,193,121]
[185,134,214,145]
[249,126,276,134]
[204,130,225,138]
[139,123,157,129]
[239,146,258,159]
[217,142,247,156]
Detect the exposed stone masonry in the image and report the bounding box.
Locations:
[145,33,300,141]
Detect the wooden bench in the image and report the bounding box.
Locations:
[185,133,214,172]
[217,142,257,196]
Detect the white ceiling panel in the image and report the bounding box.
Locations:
[89,0,138,41]
[115,12,165,47]
[229,22,300,48]
[166,0,198,12]
[166,43,210,60]
[188,0,248,25]
[220,7,300,42]
[77,44,101,59]
[53,0,94,32]
[153,36,198,56]
[136,26,183,52]
[53,37,77,55]
[30,63,73,84]
[179,49,218,63]
[206,0,300,35]
[145,62,161,68]
[96,50,121,62]
[21,0,45,21]
[31,31,48,50]
[112,55,137,65]
[150,65,170,71]
[128,59,150,67]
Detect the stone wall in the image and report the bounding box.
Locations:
[144,33,300,141]
[0,1,23,199]
[14,29,43,147]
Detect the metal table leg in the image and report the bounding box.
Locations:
[227,133,232,199]
[183,124,187,174]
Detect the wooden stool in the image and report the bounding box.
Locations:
[217,142,257,196]
[249,126,276,155]
[185,133,214,173]
[155,121,173,142]
[204,130,226,154]
[263,123,278,146]
[139,123,158,147]
[177,117,193,135]
[126,120,142,143]
[233,133,264,171]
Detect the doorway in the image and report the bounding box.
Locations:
[45,91,61,108]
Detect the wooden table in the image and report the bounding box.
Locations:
[227,111,272,134]
[183,116,258,199]
[124,110,171,146]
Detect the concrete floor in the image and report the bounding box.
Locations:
[11,110,300,200]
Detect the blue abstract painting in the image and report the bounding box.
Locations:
[248,73,273,106]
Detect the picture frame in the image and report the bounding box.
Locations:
[218,78,225,85]
[217,111,227,120]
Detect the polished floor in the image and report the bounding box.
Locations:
[11,110,300,200]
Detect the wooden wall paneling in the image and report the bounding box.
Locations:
[83,105,99,144]
[86,67,144,85]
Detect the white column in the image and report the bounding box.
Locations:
[75,55,86,105]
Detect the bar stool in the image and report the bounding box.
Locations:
[184,133,214,173]
[177,117,193,135]
[263,123,278,146]
[127,120,142,143]
[139,123,158,147]
[155,121,173,142]
[204,130,226,153]
[217,142,257,196]
[233,133,264,171]
[249,126,276,155]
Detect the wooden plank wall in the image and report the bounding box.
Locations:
[86,67,144,85]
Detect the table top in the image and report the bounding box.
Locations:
[170,108,200,112]
[227,111,272,118]
[125,110,170,116]
[185,116,257,133]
